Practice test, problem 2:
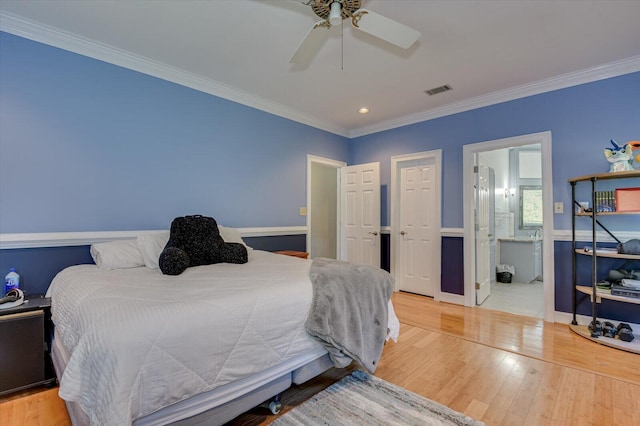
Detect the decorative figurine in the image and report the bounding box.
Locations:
[604,140,633,172]
[628,140,640,170]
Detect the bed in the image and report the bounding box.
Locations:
[46,235,398,426]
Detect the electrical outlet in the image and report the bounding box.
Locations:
[554,202,564,214]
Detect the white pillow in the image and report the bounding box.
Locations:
[218,225,253,251]
[90,240,145,269]
[137,231,170,270]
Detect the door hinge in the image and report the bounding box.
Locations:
[475,282,480,289]
[475,224,479,231]
[473,165,479,173]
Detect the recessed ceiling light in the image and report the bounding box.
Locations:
[358,107,370,114]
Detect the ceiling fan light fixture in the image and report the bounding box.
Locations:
[329,1,342,26]
[358,107,370,114]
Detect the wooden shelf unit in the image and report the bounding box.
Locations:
[576,211,640,216]
[575,285,640,305]
[575,249,640,260]
[568,169,640,183]
[570,170,640,354]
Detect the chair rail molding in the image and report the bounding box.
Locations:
[0,227,307,249]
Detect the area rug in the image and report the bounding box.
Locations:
[270,370,484,426]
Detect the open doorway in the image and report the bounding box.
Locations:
[463,132,555,322]
[307,155,345,259]
[476,145,544,317]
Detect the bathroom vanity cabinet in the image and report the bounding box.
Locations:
[498,238,542,283]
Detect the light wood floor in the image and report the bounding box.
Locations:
[2,291,639,425]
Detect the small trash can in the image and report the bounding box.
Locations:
[496,264,515,283]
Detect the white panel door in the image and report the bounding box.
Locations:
[340,162,380,267]
[398,161,436,296]
[476,162,491,304]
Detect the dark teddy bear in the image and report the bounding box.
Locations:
[159,215,247,275]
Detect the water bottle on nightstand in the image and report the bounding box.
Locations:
[4,268,20,294]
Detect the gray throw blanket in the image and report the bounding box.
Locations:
[306,258,394,373]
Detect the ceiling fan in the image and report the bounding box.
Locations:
[289,0,421,65]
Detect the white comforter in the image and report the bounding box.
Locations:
[48,251,326,425]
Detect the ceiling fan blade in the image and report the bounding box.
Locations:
[290,21,331,65]
[353,9,421,49]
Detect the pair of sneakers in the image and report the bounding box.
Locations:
[596,320,634,342]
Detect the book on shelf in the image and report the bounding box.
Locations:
[611,284,640,299]
[595,190,616,212]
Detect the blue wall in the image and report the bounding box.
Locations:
[0,32,349,233]
[348,73,640,230]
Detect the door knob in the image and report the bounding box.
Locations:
[400,231,407,235]
[368,231,379,236]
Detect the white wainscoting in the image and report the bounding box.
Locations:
[0,226,307,250]
[3,227,637,250]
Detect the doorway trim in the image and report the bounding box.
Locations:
[391,149,442,299]
[306,155,346,257]
[462,131,555,322]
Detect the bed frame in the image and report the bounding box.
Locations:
[51,331,333,425]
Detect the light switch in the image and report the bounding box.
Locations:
[299,207,307,216]
[554,202,564,214]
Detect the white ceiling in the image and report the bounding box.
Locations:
[1,0,640,138]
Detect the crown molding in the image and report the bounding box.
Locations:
[349,56,640,138]
[0,12,350,138]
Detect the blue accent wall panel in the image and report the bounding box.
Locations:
[380,233,390,273]
[0,246,94,296]
[0,234,308,296]
[243,235,306,252]
[554,240,639,323]
[0,32,348,233]
[441,237,465,295]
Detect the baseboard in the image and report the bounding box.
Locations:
[437,292,465,305]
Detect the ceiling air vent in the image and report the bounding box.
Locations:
[425,84,452,96]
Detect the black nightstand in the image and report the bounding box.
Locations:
[0,296,56,396]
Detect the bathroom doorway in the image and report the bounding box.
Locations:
[463,132,555,322]
[478,146,543,317]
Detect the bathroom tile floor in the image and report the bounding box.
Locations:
[479,279,544,318]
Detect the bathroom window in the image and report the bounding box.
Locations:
[520,185,543,229]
